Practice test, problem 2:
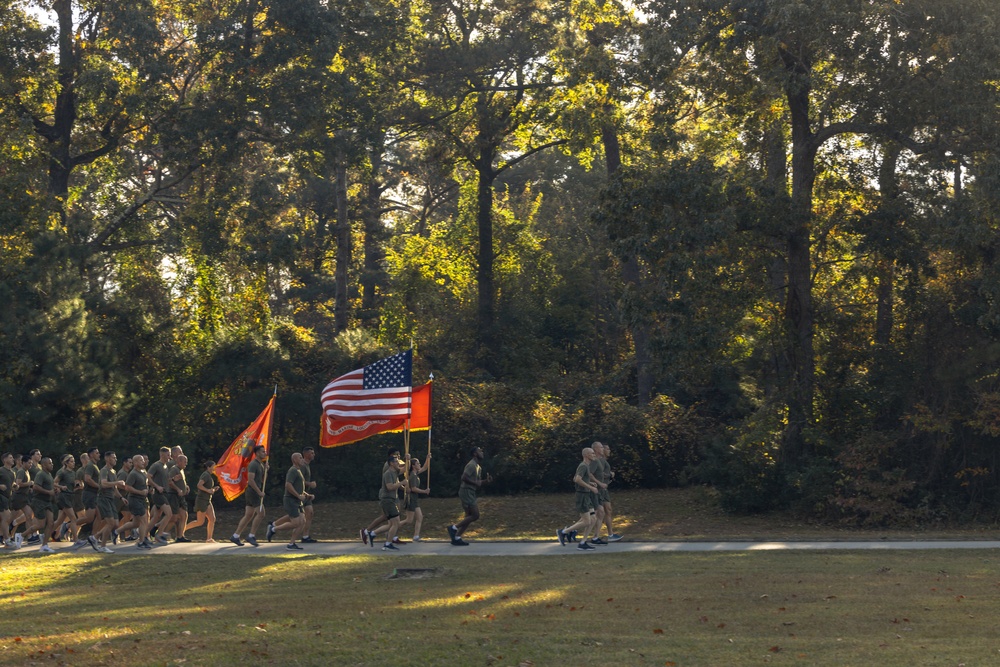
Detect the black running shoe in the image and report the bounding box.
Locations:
[557,528,566,546]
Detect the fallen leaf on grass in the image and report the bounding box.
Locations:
[653,629,664,635]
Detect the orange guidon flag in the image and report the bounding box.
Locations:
[320,382,431,448]
[216,396,275,501]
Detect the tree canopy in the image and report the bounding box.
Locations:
[3,0,1000,521]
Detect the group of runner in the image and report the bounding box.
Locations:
[557,442,624,550]
[0,445,225,552]
[2,439,623,553]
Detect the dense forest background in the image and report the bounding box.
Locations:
[2,0,1000,523]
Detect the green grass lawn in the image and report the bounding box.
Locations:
[3,550,1000,666]
[4,488,1000,667]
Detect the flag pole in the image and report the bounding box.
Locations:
[426,373,433,490]
[260,386,277,512]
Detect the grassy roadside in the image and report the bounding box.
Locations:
[3,549,1000,667]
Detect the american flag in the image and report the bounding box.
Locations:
[321,350,413,420]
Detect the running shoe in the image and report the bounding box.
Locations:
[99,546,115,554]
[591,537,608,545]
[286,542,303,550]
[568,530,578,543]
[137,541,152,550]
[392,537,407,545]
[608,533,624,542]
[40,544,54,553]
[266,523,276,542]
[360,528,369,545]
[246,535,259,547]
[447,524,457,541]
[230,535,244,547]
[368,531,376,547]
[301,536,318,543]
[557,528,566,546]
[156,534,171,545]
[577,542,596,550]
[451,538,469,546]
[174,536,192,543]
[412,536,422,542]
[58,521,70,541]
[88,535,100,551]
[111,529,119,545]
[14,533,23,548]
[27,534,40,545]
[382,543,399,551]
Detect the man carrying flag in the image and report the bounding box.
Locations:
[216,394,275,502]
[230,445,268,546]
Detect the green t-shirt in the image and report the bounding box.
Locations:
[195,470,215,505]
[0,466,15,499]
[148,460,170,493]
[247,459,265,498]
[98,466,117,498]
[284,466,304,499]
[126,469,148,499]
[82,461,101,496]
[167,464,187,494]
[54,467,76,496]
[459,459,481,490]
[379,468,398,500]
[33,469,54,497]
[574,461,591,492]
[12,468,30,501]
[408,470,421,492]
[599,458,611,484]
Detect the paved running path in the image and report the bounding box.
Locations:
[12,539,1000,557]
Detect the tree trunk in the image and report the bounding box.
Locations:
[334,161,351,332]
[360,137,387,325]
[781,46,817,464]
[49,0,76,198]
[603,120,652,405]
[475,146,497,375]
[875,144,901,349]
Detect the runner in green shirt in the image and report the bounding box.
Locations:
[595,443,623,542]
[94,451,124,553]
[10,456,32,546]
[0,452,16,548]
[448,447,490,546]
[28,457,57,553]
[168,455,191,542]
[118,454,152,549]
[184,459,218,542]
[232,446,268,547]
[557,447,600,551]
[147,447,174,543]
[278,453,312,550]
[52,454,78,543]
[376,451,406,550]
